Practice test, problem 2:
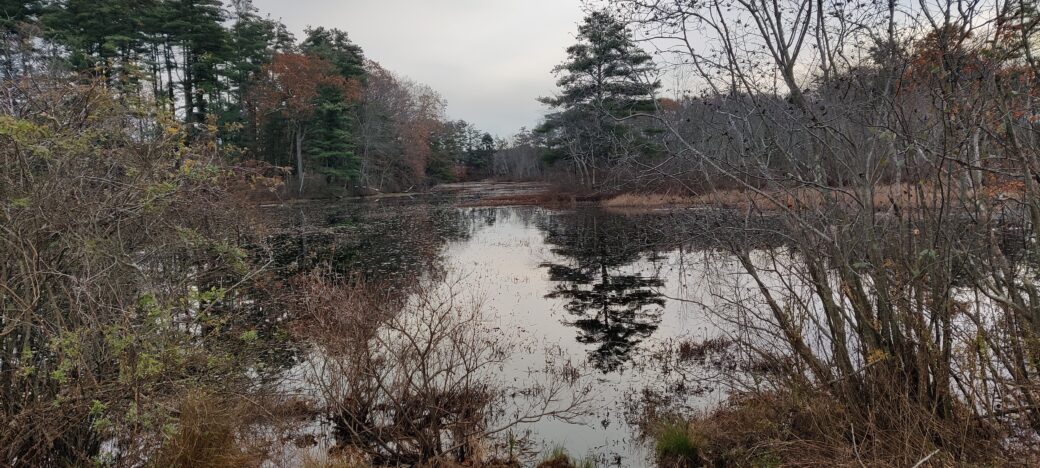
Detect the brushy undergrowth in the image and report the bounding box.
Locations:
[645,384,1029,467]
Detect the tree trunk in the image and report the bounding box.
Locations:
[183,49,195,123]
[295,127,305,196]
[164,38,176,115]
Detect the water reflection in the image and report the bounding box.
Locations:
[265,202,721,375]
[265,202,473,284]
[537,209,669,372]
[264,198,744,465]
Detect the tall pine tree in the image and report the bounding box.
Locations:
[538,10,659,186]
[301,27,365,80]
[0,0,42,79]
[164,0,228,122]
[41,0,151,85]
[300,27,366,187]
[220,0,283,152]
[308,87,361,185]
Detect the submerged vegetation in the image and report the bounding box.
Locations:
[536,446,596,468]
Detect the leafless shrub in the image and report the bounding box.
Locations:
[288,271,592,466]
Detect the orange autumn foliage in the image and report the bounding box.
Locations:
[251,53,361,124]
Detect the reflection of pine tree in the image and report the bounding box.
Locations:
[546,267,664,371]
[539,210,666,372]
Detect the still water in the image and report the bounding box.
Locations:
[272,192,750,466]
[446,206,724,465]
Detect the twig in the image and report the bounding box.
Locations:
[911,449,940,468]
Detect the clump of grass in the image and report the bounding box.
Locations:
[653,421,704,467]
[299,448,368,468]
[537,445,595,468]
[602,193,694,208]
[154,391,262,468]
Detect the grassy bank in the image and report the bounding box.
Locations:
[640,387,1020,467]
[600,183,962,212]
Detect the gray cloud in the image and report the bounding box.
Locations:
[252,0,586,137]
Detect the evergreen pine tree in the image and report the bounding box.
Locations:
[300,27,365,80]
[307,86,361,185]
[221,0,283,152]
[0,0,40,33]
[164,0,228,122]
[537,10,660,186]
[299,27,366,186]
[1,0,42,79]
[41,0,150,83]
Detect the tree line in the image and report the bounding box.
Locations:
[497,3,1039,197]
[1,0,497,196]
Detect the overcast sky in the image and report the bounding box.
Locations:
[252,0,587,137]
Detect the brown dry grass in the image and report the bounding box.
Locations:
[460,190,577,208]
[601,193,696,208]
[298,449,370,468]
[154,391,266,468]
[602,184,949,212]
[644,383,1019,467]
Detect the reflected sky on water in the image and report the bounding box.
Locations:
[274,200,744,466]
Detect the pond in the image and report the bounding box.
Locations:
[266,184,758,466]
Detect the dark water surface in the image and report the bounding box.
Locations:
[270,189,746,466]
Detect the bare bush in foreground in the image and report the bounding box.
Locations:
[289,272,592,466]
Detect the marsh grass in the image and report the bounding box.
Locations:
[536,445,595,468]
[641,384,1016,467]
[652,421,703,467]
[602,193,696,208]
[298,449,369,468]
[601,184,946,212]
[154,391,264,468]
[461,188,578,207]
